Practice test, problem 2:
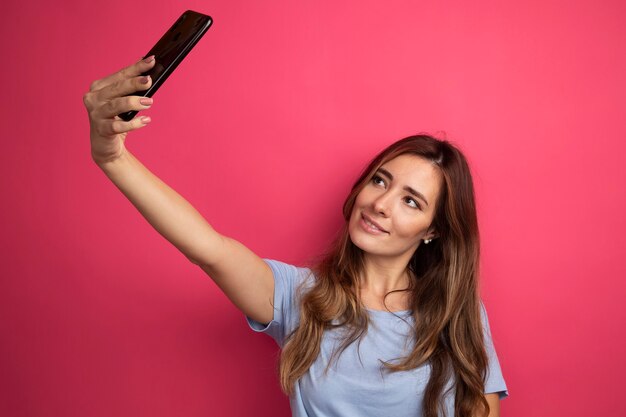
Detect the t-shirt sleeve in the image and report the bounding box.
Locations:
[245,259,312,348]
[480,301,510,400]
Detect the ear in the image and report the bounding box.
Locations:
[423,227,437,241]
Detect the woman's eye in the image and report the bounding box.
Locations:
[404,197,421,210]
[372,175,385,186]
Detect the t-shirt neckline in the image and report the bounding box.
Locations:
[365,308,413,319]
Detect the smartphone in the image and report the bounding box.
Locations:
[118,10,213,121]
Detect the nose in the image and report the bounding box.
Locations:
[373,192,392,217]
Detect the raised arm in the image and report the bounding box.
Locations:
[83,56,274,324]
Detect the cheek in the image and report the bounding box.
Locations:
[349,196,361,218]
[349,190,369,218]
[394,215,429,240]
[353,189,369,206]
[347,205,361,235]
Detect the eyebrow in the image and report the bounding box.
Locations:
[377,168,430,207]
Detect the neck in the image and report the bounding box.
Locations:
[359,254,411,296]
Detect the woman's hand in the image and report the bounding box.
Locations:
[83,56,156,165]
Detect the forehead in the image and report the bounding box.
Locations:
[379,154,443,201]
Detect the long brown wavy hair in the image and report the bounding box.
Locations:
[279,135,490,417]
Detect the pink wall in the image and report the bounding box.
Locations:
[1,1,625,416]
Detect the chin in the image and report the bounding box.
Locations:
[349,227,419,261]
[347,223,367,252]
[348,227,383,256]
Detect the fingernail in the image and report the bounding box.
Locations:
[140,75,151,84]
[143,55,155,63]
[140,116,151,124]
[140,97,153,106]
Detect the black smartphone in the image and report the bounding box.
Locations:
[118,10,213,121]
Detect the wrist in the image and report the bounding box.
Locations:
[92,145,128,166]
[93,148,132,173]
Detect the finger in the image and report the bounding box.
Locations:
[97,73,153,102]
[95,95,154,119]
[90,56,156,92]
[95,115,152,137]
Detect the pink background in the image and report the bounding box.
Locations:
[1,1,625,416]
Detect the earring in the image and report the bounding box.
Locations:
[424,239,432,244]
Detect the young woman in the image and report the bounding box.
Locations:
[84,56,508,417]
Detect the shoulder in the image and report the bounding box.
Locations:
[263,259,316,296]
[478,299,491,324]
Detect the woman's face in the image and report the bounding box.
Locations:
[348,154,443,262]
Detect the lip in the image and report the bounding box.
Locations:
[360,213,389,234]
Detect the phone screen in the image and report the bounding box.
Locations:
[118,10,212,121]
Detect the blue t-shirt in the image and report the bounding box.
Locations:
[246,259,509,416]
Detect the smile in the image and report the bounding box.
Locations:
[360,213,389,234]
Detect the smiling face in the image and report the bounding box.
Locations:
[348,154,443,263]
